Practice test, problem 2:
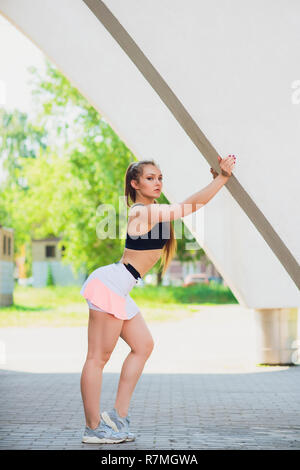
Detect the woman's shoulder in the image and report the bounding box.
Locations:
[127,203,150,236]
[128,203,145,217]
[135,202,183,224]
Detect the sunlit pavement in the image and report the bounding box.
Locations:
[0,305,299,449]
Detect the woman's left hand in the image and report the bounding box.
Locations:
[210,155,236,178]
[210,156,222,179]
[210,167,219,179]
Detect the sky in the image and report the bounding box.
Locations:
[0,14,46,183]
[0,14,103,184]
[0,14,45,114]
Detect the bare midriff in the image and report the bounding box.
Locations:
[119,248,163,278]
[118,211,167,278]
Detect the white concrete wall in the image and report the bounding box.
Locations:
[32,261,86,287]
[0,0,299,308]
[0,260,14,294]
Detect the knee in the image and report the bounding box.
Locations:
[134,338,155,358]
[86,351,112,368]
[144,339,155,358]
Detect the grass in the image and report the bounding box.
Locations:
[0,282,238,327]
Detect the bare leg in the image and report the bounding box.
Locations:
[80,308,124,429]
[114,312,154,417]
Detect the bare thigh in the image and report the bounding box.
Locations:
[120,312,154,355]
[86,308,124,365]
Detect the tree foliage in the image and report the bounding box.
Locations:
[0,58,203,280]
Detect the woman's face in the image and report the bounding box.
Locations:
[133,165,163,198]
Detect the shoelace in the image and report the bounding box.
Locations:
[116,416,130,428]
[117,416,129,424]
[100,420,117,431]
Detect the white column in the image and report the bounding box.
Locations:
[254,308,299,365]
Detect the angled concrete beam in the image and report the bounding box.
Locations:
[83,0,300,290]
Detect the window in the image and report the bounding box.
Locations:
[8,237,11,256]
[46,245,56,258]
[3,235,6,255]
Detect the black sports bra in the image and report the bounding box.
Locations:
[125,203,169,250]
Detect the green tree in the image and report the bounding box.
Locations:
[0,108,46,185]
[0,108,48,261]
[0,58,205,283]
[0,59,136,275]
[46,262,55,286]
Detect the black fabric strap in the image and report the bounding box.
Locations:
[123,262,141,280]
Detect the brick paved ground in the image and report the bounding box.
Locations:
[0,305,299,450]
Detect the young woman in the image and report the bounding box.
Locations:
[80,155,236,444]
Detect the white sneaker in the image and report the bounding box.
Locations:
[82,419,127,444]
[101,408,135,442]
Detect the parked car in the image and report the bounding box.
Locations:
[183,273,210,287]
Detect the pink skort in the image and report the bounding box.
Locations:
[80,261,141,320]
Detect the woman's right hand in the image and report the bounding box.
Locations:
[218,155,236,177]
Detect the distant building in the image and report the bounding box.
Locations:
[32,237,86,287]
[163,254,223,286]
[0,225,14,306]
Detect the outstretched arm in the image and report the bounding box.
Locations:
[132,155,236,224]
[181,154,236,211]
[181,173,229,211]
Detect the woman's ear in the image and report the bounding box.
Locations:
[130,180,138,190]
